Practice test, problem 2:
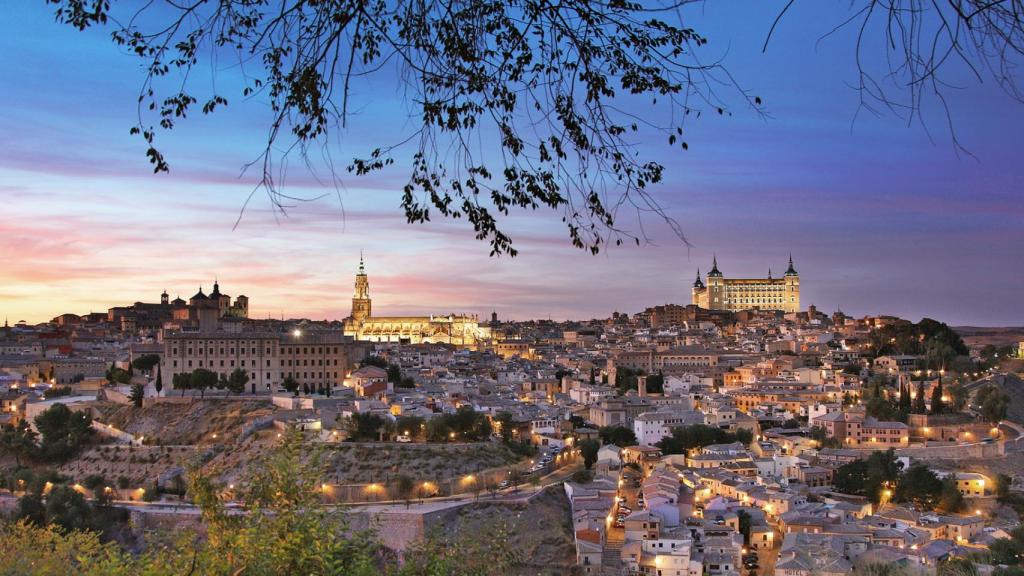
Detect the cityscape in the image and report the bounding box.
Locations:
[3,2,1024,576]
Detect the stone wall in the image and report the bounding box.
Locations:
[897,440,1005,460]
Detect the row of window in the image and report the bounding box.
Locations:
[169,344,342,356]
[172,358,341,369]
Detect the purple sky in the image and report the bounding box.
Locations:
[1,2,1022,326]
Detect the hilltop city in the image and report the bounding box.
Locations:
[1,255,1023,576]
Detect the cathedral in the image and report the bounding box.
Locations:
[691,255,801,313]
[341,256,487,346]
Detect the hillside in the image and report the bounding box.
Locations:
[436,486,577,576]
[954,326,1024,348]
[62,401,526,492]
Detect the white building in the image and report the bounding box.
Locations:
[634,409,706,446]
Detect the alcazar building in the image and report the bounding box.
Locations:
[691,256,801,313]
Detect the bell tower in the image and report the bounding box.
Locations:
[351,253,372,322]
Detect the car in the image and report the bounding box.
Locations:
[396,434,412,443]
[498,480,510,489]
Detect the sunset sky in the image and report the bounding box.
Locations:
[2,2,1022,326]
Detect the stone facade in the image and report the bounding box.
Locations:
[691,256,800,313]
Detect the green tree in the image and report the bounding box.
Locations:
[15,493,46,526]
[645,371,665,394]
[656,424,742,455]
[735,428,754,446]
[282,376,299,396]
[154,369,163,396]
[833,460,869,496]
[347,413,386,441]
[580,439,600,470]
[936,477,964,513]
[33,403,94,463]
[172,372,191,396]
[395,474,415,508]
[227,368,249,396]
[737,509,752,545]
[386,364,402,385]
[395,415,425,440]
[948,383,968,412]
[189,368,217,398]
[0,421,39,466]
[930,379,946,415]
[976,383,1010,425]
[989,538,1024,566]
[898,382,912,413]
[912,380,928,414]
[864,449,903,504]
[360,355,389,369]
[996,473,1013,500]
[495,411,515,443]
[895,464,943,510]
[131,354,161,373]
[43,485,94,532]
[808,426,841,449]
[106,367,131,385]
[598,426,637,448]
[129,383,145,407]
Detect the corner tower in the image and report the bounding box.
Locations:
[707,255,724,309]
[784,254,800,313]
[351,253,372,322]
[691,268,707,308]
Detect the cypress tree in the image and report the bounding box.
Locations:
[913,381,928,414]
[930,380,945,415]
[155,369,163,396]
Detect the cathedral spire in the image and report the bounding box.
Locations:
[358,250,365,274]
[768,268,772,280]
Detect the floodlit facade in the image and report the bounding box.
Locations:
[692,256,800,313]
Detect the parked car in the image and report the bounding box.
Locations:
[498,480,510,489]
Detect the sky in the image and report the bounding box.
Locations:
[1,2,1022,326]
